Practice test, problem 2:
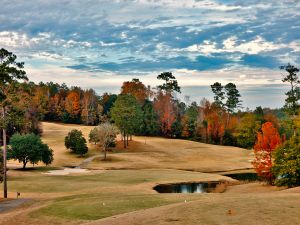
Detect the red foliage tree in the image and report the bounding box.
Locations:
[252,122,281,183]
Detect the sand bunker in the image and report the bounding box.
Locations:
[43,168,90,175]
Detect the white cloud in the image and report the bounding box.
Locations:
[180,36,282,55]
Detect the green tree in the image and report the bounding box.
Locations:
[210,82,225,107]
[65,129,88,155]
[211,82,242,113]
[110,94,143,148]
[141,100,159,135]
[1,48,27,198]
[272,134,300,187]
[236,113,261,148]
[89,127,100,144]
[157,72,181,93]
[280,63,300,116]
[224,83,242,113]
[9,133,53,169]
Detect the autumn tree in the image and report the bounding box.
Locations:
[121,78,148,104]
[153,91,176,136]
[99,93,117,118]
[0,48,27,198]
[9,133,53,169]
[252,122,281,183]
[81,89,100,125]
[200,100,225,144]
[93,122,118,160]
[110,94,143,148]
[280,63,300,116]
[64,90,81,123]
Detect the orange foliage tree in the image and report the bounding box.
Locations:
[121,78,148,104]
[201,101,225,143]
[65,91,81,118]
[252,122,282,183]
[153,92,176,135]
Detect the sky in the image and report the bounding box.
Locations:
[1,0,299,109]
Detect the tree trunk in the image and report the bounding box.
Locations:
[2,106,7,198]
[123,131,126,148]
[22,160,27,169]
[130,135,132,141]
[126,135,129,147]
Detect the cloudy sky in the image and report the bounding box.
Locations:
[1,0,299,109]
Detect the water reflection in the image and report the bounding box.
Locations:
[154,181,222,193]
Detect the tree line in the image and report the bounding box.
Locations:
[1,48,300,195]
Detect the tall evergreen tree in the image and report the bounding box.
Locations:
[224,83,242,113]
[210,82,225,107]
[280,63,300,116]
[157,72,181,93]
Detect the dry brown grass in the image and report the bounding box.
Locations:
[1,122,299,225]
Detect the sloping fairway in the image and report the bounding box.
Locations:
[1,122,299,225]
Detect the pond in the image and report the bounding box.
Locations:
[223,172,258,181]
[153,181,225,193]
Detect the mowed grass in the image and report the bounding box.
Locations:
[5,169,231,223]
[33,193,206,220]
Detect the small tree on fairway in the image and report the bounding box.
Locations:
[9,133,53,169]
[89,127,100,144]
[252,122,281,183]
[65,129,88,155]
[95,122,118,160]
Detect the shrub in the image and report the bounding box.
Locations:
[65,129,88,155]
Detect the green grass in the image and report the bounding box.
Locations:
[8,169,227,221]
[32,193,204,220]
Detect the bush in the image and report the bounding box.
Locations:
[65,129,88,155]
[272,135,300,187]
[9,133,54,169]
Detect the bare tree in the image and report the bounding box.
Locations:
[95,122,119,160]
